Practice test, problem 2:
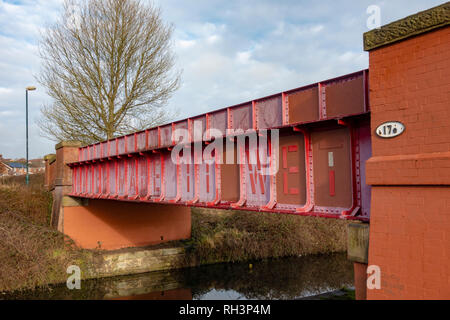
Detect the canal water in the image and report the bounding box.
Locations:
[4,253,353,300]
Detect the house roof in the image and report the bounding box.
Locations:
[0,162,12,170]
[7,162,27,169]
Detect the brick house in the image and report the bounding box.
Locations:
[29,158,45,174]
[5,162,27,175]
[0,153,45,176]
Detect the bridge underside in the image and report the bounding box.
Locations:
[67,70,371,221]
[63,200,191,250]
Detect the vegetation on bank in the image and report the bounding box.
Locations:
[184,208,350,265]
[0,174,91,293]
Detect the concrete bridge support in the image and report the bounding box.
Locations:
[347,223,369,300]
[45,142,191,250]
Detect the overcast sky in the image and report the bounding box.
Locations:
[0,0,444,159]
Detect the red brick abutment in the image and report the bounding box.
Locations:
[348,2,450,300]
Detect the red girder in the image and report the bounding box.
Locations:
[68,70,371,221]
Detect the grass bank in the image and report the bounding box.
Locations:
[184,207,350,265]
[0,174,91,293]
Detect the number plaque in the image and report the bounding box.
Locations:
[375,121,405,138]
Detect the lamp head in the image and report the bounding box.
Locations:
[26,86,36,91]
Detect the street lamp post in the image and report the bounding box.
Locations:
[25,86,36,186]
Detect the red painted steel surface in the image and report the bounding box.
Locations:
[69,70,371,221]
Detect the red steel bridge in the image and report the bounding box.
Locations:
[67,70,371,221]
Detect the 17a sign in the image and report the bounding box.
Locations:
[376,121,405,138]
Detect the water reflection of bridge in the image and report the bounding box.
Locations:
[5,253,352,300]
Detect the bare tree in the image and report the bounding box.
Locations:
[37,0,180,145]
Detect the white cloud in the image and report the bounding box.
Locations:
[310,25,324,33]
[236,51,252,64]
[0,87,12,94]
[206,34,220,44]
[176,39,196,49]
[0,111,14,117]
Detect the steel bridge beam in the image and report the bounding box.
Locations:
[68,70,371,221]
